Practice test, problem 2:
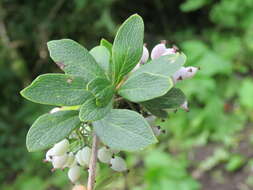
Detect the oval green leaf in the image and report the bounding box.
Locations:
[118,72,173,102]
[112,14,144,84]
[20,74,92,106]
[93,109,157,151]
[47,39,106,81]
[26,110,80,152]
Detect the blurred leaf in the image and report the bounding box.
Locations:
[225,154,245,172]
[180,0,210,12]
[239,78,253,109]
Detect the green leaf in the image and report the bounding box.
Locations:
[100,38,112,54]
[93,109,157,151]
[142,88,186,110]
[20,74,92,106]
[117,53,186,102]
[90,46,110,73]
[47,39,106,81]
[144,107,168,118]
[87,77,114,107]
[26,110,80,152]
[112,14,144,84]
[118,72,173,102]
[239,78,253,109]
[131,53,186,77]
[79,98,112,122]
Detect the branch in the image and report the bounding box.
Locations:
[87,133,99,190]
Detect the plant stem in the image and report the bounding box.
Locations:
[87,133,99,190]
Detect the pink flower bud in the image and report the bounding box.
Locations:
[172,66,199,83]
[162,48,177,56]
[151,42,167,60]
[140,45,149,64]
[182,66,198,79]
[172,67,187,83]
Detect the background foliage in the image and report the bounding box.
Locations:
[1,0,253,189]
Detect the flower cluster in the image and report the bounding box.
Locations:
[136,41,200,111]
[44,132,128,184]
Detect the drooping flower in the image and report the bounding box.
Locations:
[51,139,69,156]
[68,165,81,183]
[98,147,113,164]
[76,146,91,167]
[110,156,127,172]
[172,66,199,84]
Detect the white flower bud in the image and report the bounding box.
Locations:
[52,154,68,169]
[68,165,81,183]
[45,148,54,162]
[76,146,91,166]
[98,147,113,164]
[110,156,127,172]
[140,45,149,64]
[51,139,69,156]
[63,153,75,168]
[145,115,156,126]
[151,42,167,60]
[50,107,61,113]
[180,101,189,112]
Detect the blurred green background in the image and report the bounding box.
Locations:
[1,0,253,189]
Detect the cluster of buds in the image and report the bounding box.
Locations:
[135,40,200,112]
[44,139,82,183]
[44,137,128,184]
[97,147,128,172]
[138,40,199,83]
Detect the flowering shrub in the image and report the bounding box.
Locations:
[20,14,198,189]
